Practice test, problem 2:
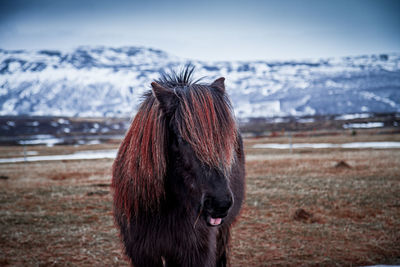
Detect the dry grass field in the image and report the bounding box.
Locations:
[0,133,399,266]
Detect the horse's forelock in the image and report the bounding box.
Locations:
[175,84,238,174]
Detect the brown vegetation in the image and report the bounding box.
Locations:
[0,133,399,266]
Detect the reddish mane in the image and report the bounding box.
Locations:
[175,84,237,174]
[112,78,238,220]
[112,95,167,219]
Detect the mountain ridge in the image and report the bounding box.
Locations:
[1,46,399,118]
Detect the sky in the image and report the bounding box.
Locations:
[1,0,399,61]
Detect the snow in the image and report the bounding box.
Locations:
[0,149,117,164]
[341,142,400,149]
[18,137,64,147]
[335,113,371,120]
[57,118,69,124]
[253,142,400,149]
[6,121,15,127]
[27,121,40,126]
[297,118,315,123]
[254,143,334,149]
[343,122,384,129]
[1,48,400,119]
[360,91,397,108]
[271,117,290,123]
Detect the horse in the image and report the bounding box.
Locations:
[111,66,245,267]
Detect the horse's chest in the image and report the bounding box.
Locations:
[149,221,216,255]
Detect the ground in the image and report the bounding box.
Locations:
[0,133,399,266]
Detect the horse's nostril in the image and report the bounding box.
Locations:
[219,194,233,211]
[222,197,233,211]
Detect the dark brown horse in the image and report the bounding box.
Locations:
[112,66,245,267]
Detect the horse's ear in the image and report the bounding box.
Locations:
[151,82,175,112]
[211,77,225,93]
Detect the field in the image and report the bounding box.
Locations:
[0,133,400,266]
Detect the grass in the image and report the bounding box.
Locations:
[0,133,399,266]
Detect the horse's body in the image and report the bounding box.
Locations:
[112,66,245,267]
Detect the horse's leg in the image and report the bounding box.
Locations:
[217,251,227,267]
[216,225,230,267]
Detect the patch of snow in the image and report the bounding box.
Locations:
[360,91,397,108]
[335,113,371,120]
[27,121,40,126]
[254,143,334,149]
[341,142,400,149]
[361,106,369,112]
[253,142,400,149]
[18,135,63,147]
[271,117,290,123]
[343,122,384,129]
[297,118,314,123]
[0,149,117,164]
[6,121,15,127]
[57,118,69,124]
[85,140,101,145]
[100,127,110,133]
[8,61,21,72]
[25,151,39,155]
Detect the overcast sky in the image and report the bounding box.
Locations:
[1,0,399,61]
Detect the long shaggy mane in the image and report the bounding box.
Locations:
[112,66,238,219]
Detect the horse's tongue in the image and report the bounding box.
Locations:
[210,218,222,226]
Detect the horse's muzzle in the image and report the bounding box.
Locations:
[203,194,233,226]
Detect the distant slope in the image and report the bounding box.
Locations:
[1,46,399,118]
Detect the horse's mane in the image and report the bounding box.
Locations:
[112,66,238,219]
[156,64,201,87]
[112,94,167,219]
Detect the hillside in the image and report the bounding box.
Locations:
[1,47,399,118]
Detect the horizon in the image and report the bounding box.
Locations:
[0,45,399,63]
[1,0,399,61]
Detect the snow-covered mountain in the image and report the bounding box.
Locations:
[1,46,399,119]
